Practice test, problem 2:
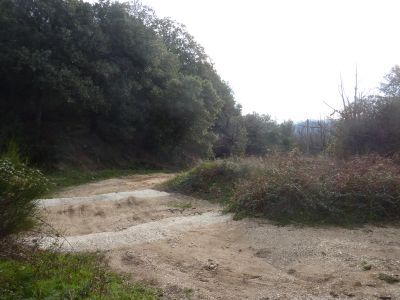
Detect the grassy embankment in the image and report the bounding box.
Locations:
[163,155,400,225]
[1,157,161,299]
[0,248,159,299]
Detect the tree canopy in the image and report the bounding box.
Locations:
[0,0,246,166]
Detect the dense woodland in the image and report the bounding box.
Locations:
[0,0,248,167]
[1,0,400,169]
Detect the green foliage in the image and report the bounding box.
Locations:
[380,65,400,97]
[0,0,244,166]
[0,251,158,299]
[0,158,49,238]
[1,140,23,165]
[163,159,255,204]
[244,113,294,155]
[213,103,247,157]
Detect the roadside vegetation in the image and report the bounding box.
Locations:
[164,160,254,204]
[163,62,400,226]
[164,155,400,225]
[0,246,158,300]
[0,144,49,238]
[0,148,159,299]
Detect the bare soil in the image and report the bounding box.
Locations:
[40,174,400,300]
[52,173,175,197]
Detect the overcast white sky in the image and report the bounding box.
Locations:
[140,0,400,121]
[98,0,400,121]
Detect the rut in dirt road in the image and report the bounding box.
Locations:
[42,211,232,251]
[39,186,231,252]
[38,189,170,207]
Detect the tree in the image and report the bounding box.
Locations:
[243,113,293,155]
[331,67,400,156]
[380,65,400,97]
[0,0,244,166]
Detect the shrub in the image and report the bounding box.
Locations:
[378,273,400,284]
[166,155,400,225]
[163,159,256,203]
[230,155,400,224]
[0,158,49,238]
[332,95,400,157]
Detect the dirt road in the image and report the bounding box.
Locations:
[39,173,400,300]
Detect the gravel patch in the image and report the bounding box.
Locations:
[42,212,232,251]
[38,189,170,207]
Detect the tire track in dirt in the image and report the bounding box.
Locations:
[38,189,169,207]
[42,211,232,251]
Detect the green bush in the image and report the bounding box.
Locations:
[0,158,49,237]
[163,159,255,203]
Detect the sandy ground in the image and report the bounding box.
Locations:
[40,174,400,300]
[51,173,175,197]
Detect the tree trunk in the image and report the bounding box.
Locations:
[34,98,43,143]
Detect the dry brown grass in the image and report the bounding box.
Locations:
[231,154,400,224]
[165,154,400,225]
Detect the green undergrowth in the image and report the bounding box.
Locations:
[0,250,159,300]
[1,144,160,299]
[162,160,255,204]
[163,155,400,226]
[0,156,49,238]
